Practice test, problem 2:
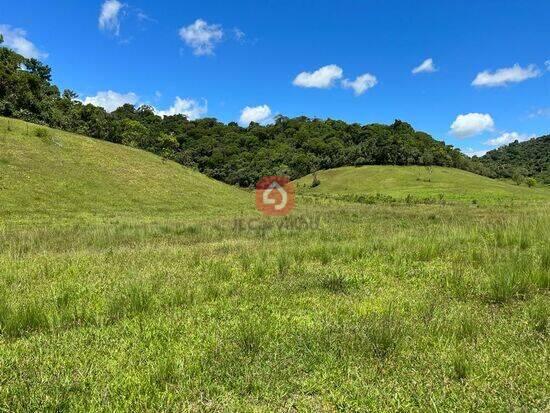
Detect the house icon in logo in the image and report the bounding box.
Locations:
[255,176,295,216]
[262,181,288,211]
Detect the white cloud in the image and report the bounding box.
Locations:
[179,19,223,56]
[529,107,550,118]
[0,24,48,59]
[239,105,272,126]
[485,132,534,147]
[82,90,138,112]
[472,64,541,87]
[233,28,245,41]
[545,60,550,71]
[341,73,378,96]
[463,148,488,158]
[99,0,125,36]
[450,113,495,138]
[154,97,207,119]
[412,58,437,74]
[293,65,343,89]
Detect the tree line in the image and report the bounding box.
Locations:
[2,36,545,187]
[479,137,550,185]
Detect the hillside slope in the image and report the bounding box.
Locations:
[0,117,251,221]
[296,165,550,202]
[480,136,550,184]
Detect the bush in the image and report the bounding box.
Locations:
[526,178,537,188]
[311,172,321,188]
[354,157,366,166]
[512,172,524,186]
[34,128,50,138]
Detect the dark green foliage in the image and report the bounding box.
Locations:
[480,136,550,184]
[34,127,49,138]
[2,42,545,187]
[311,172,321,188]
[512,172,525,186]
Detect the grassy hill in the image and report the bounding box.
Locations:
[296,165,550,203]
[0,117,251,222]
[0,117,549,411]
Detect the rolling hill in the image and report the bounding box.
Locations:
[296,165,550,203]
[1,118,549,411]
[0,117,251,222]
[480,135,550,184]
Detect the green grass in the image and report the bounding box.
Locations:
[1,119,549,411]
[0,117,252,223]
[296,165,550,203]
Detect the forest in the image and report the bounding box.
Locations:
[480,137,550,185]
[1,36,546,187]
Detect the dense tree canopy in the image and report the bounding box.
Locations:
[2,39,546,186]
[478,136,550,184]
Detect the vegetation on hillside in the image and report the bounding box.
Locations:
[479,136,550,185]
[1,100,549,411]
[296,165,550,203]
[1,197,549,410]
[0,117,250,221]
[1,36,497,187]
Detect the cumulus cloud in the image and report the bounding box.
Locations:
[293,65,343,89]
[155,97,207,119]
[179,19,223,56]
[82,90,138,112]
[472,64,541,87]
[99,0,125,36]
[239,105,272,126]
[81,91,207,119]
[412,58,437,74]
[450,113,495,138]
[485,132,534,147]
[341,73,378,96]
[546,60,550,71]
[0,24,48,59]
[463,148,488,158]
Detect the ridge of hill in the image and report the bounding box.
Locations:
[296,165,550,203]
[480,135,550,184]
[0,117,251,222]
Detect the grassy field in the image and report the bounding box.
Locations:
[0,117,251,223]
[0,120,549,411]
[296,165,550,203]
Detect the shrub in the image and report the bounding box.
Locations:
[311,172,321,188]
[354,157,366,166]
[512,172,525,186]
[526,177,537,188]
[34,127,50,138]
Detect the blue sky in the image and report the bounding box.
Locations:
[1,0,549,155]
